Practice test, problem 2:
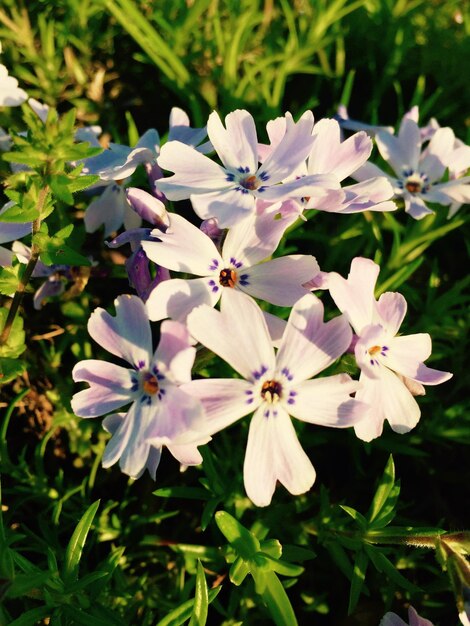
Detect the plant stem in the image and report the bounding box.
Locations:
[0,187,48,346]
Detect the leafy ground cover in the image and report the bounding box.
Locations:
[0,1,469,625]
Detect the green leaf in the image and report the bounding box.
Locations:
[6,571,51,598]
[260,570,298,626]
[156,587,221,626]
[34,224,91,267]
[50,174,75,205]
[8,607,51,626]
[348,549,368,614]
[0,266,21,297]
[367,455,396,524]
[189,560,209,626]
[0,309,26,359]
[67,174,101,193]
[0,202,38,223]
[364,544,421,593]
[340,505,369,530]
[1,151,45,167]
[63,500,100,583]
[153,487,210,500]
[261,554,304,578]
[215,511,260,559]
[229,556,250,586]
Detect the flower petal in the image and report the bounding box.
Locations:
[181,378,257,434]
[146,276,219,322]
[420,127,455,182]
[404,195,434,219]
[288,374,364,427]
[71,360,134,417]
[88,294,153,368]
[188,290,275,381]
[276,294,352,382]
[207,109,258,172]
[240,255,319,306]
[190,186,255,228]
[142,213,221,275]
[376,291,407,335]
[154,319,195,383]
[84,184,129,236]
[243,405,316,507]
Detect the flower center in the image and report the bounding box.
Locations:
[219,268,237,288]
[239,175,260,191]
[368,345,382,356]
[405,180,422,194]
[142,372,159,395]
[261,380,282,403]
[400,170,429,195]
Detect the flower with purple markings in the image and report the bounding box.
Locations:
[328,257,452,441]
[156,109,338,228]
[71,295,209,479]
[183,292,364,506]
[143,207,317,322]
[353,113,470,219]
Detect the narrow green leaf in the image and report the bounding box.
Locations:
[67,174,101,193]
[367,455,395,524]
[63,500,100,583]
[156,587,221,626]
[340,505,369,530]
[8,607,51,626]
[189,560,209,626]
[260,570,298,626]
[215,511,260,559]
[0,202,38,223]
[348,549,368,614]
[364,544,421,592]
[153,487,210,500]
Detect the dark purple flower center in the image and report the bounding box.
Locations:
[261,380,283,403]
[239,175,260,191]
[219,268,237,288]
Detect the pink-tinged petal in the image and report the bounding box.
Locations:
[355,324,389,378]
[240,255,319,306]
[118,402,156,478]
[221,202,298,267]
[410,363,452,385]
[431,178,470,204]
[123,201,142,231]
[188,292,275,381]
[376,129,410,176]
[404,195,434,219]
[88,294,153,368]
[336,106,394,136]
[420,127,455,182]
[243,405,316,507]
[168,107,208,149]
[260,111,314,184]
[397,117,421,172]
[263,311,287,348]
[136,128,160,153]
[33,279,64,310]
[308,119,372,181]
[328,257,380,333]
[352,161,394,183]
[258,116,287,162]
[126,187,169,228]
[101,409,135,469]
[167,441,208,466]
[399,375,425,396]
[356,367,421,440]
[0,64,28,106]
[276,294,352,382]
[376,291,407,335]
[155,319,195,372]
[71,360,134,417]
[156,141,230,200]
[257,173,339,202]
[181,378,258,434]
[408,606,435,626]
[144,387,206,446]
[146,276,219,322]
[207,109,258,173]
[0,245,13,266]
[449,144,470,177]
[190,186,255,228]
[142,213,221,275]
[84,184,128,236]
[379,612,409,626]
[387,333,432,369]
[288,374,364,427]
[304,270,330,290]
[145,446,162,480]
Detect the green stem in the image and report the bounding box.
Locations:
[0,187,49,346]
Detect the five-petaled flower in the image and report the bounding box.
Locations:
[71,295,209,479]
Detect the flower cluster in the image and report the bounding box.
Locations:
[33,106,454,508]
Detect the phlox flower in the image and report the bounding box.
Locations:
[156,109,338,228]
[0,63,27,106]
[183,292,364,506]
[259,115,396,215]
[84,181,142,237]
[335,104,394,137]
[379,606,434,626]
[142,206,318,322]
[353,113,470,219]
[328,257,452,442]
[71,295,209,479]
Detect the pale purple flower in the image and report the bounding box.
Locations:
[183,292,364,506]
[328,257,452,441]
[353,114,470,219]
[379,606,434,626]
[84,182,142,236]
[0,63,27,106]
[335,105,394,136]
[259,115,396,215]
[143,206,317,322]
[71,295,209,479]
[156,109,338,228]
